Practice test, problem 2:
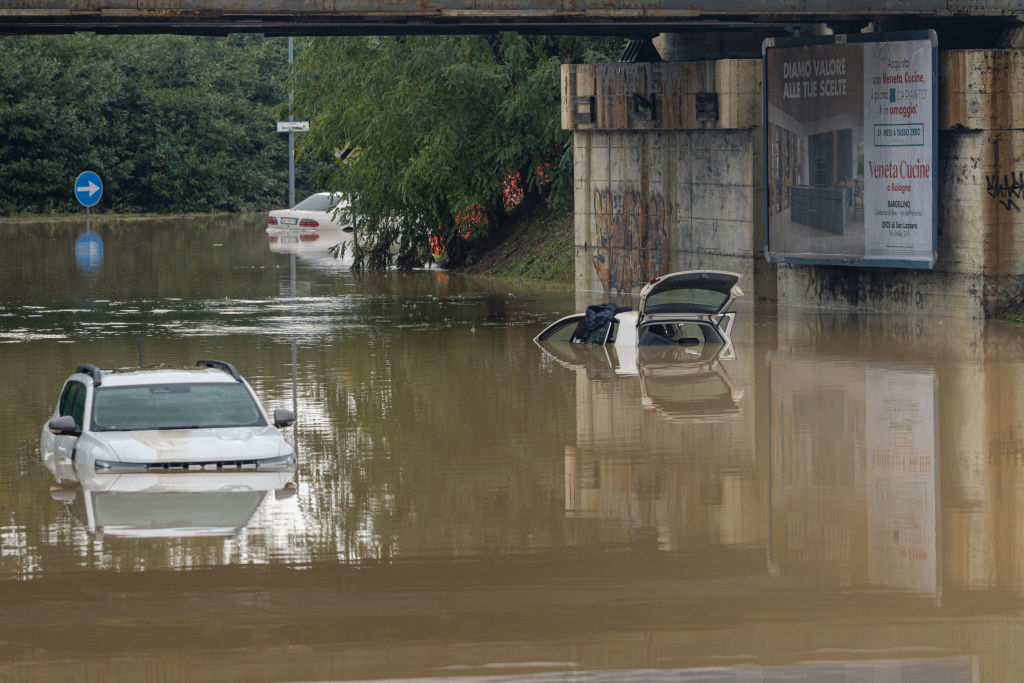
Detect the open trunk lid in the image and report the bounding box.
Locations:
[638,270,742,322]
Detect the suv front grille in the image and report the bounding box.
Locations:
[95,454,295,473]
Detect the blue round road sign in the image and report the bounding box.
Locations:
[74,171,103,207]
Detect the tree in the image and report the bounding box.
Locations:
[0,34,320,215]
[290,34,618,269]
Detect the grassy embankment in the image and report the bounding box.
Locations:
[461,206,574,283]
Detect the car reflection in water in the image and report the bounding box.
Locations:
[267,226,353,271]
[536,336,743,422]
[267,226,350,255]
[43,444,296,541]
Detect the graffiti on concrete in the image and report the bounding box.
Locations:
[592,188,669,292]
[986,172,1024,212]
[802,267,925,311]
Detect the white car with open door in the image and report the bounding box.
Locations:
[534,270,743,354]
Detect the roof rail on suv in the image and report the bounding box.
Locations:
[76,363,103,386]
[196,359,242,382]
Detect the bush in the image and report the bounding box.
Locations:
[0,34,322,215]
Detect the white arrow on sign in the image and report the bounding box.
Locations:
[77,180,101,196]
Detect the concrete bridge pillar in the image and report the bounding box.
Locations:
[562,58,776,303]
[562,45,1024,317]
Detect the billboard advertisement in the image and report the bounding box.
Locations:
[762,31,938,268]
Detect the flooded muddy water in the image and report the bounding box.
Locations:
[0,214,1022,681]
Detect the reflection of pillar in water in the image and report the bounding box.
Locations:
[944,363,996,589]
[989,360,1024,590]
[564,445,580,514]
[564,445,602,518]
[633,466,659,543]
[720,473,766,548]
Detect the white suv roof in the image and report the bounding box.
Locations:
[74,360,243,387]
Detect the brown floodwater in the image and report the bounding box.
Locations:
[0,214,1021,681]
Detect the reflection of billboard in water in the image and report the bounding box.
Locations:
[866,369,938,593]
[768,354,939,595]
[763,31,937,268]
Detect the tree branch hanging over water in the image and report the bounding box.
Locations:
[290,34,619,270]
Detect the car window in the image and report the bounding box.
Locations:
[675,322,711,345]
[58,381,87,430]
[292,193,346,212]
[91,383,267,431]
[292,194,333,212]
[579,322,610,345]
[536,316,584,342]
[58,381,75,415]
[644,288,730,315]
[638,322,719,349]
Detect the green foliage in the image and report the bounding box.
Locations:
[290,34,618,269]
[0,34,315,215]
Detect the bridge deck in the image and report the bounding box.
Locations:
[2,0,1022,35]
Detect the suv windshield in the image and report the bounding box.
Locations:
[91,383,267,431]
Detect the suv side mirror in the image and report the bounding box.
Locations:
[273,408,296,428]
[48,415,79,435]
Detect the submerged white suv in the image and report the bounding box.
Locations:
[40,360,296,474]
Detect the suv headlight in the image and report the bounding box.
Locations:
[256,453,296,472]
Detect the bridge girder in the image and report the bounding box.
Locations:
[1,2,1022,37]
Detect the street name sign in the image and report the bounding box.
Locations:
[277,121,310,132]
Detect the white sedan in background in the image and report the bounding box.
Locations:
[267,192,354,234]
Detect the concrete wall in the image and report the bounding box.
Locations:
[563,48,1024,318]
[572,129,762,295]
[564,61,776,303]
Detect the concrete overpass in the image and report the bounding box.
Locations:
[6,0,1024,318]
[2,0,1024,37]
